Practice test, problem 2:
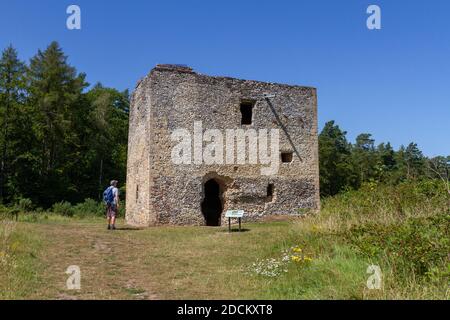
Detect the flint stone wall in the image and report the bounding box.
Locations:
[126,65,320,226]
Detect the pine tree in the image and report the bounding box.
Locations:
[0,45,26,203]
[26,41,88,206]
[353,133,376,184]
[376,142,396,182]
[319,121,356,196]
[404,142,425,179]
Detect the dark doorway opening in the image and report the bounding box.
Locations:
[267,183,274,201]
[201,179,223,226]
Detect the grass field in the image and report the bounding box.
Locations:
[0,181,449,300]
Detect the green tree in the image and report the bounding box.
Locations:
[426,156,450,199]
[375,142,397,182]
[0,45,26,203]
[352,133,377,185]
[403,142,426,179]
[25,41,88,206]
[81,84,129,201]
[319,121,356,196]
[0,42,130,207]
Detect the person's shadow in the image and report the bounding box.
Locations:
[114,227,143,231]
[225,228,251,233]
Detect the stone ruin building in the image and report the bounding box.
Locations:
[126,64,319,227]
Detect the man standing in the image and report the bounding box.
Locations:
[104,180,120,230]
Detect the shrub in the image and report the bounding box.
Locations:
[299,179,450,298]
[45,199,112,218]
[0,205,10,220]
[320,179,448,227]
[73,199,104,217]
[0,205,20,221]
[16,198,34,212]
[51,201,74,217]
[345,211,449,285]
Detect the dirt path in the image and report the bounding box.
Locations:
[17,218,292,300]
[29,221,159,300]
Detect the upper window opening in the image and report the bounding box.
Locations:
[240,101,255,125]
[281,152,293,163]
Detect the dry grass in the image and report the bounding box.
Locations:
[1,180,448,300]
[2,218,294,299]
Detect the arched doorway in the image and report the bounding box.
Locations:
[201,179,223,226]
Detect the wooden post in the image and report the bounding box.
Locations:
[228,217,231,233]
[239,218,241,232]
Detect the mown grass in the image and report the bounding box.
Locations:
[0,180,448,299]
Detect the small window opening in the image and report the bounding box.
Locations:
[281,152,293,163]
[267,183,274,201]
[240,101,254,125]
[136,185,139,202]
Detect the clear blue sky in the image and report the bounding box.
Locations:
[1,0,449,156]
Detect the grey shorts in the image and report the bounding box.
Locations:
[106,204,118,218]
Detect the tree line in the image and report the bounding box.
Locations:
[0,42,448,208]
[0,42,128,208]
[319,121,449,197]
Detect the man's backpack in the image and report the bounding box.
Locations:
[103,186,115,205]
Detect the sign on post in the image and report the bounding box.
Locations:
[225,210,244,218]
[225,210,244,232]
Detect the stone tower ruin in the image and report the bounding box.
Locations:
[126,64,319,226]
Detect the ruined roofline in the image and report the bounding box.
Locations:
[137,64,317,91]
[153,64,195,74]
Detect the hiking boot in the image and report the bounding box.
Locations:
[107,225,111,230]
[112,225,116,230]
